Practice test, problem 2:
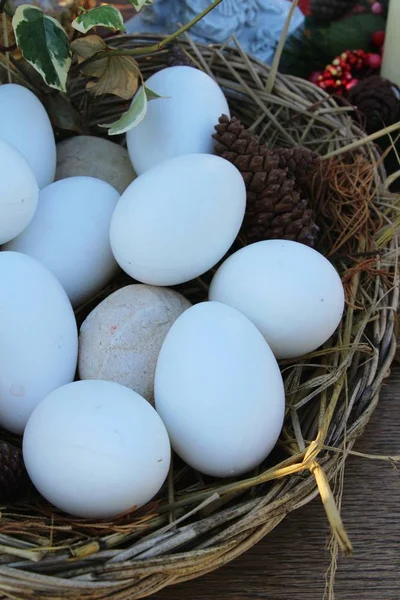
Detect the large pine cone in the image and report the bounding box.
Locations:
[213,115,275,202]
[213,115,319,247]
[347,76,400,134]
[310,0,357,22]
[0,441,29,501]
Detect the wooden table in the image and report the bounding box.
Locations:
[153,366,400,600]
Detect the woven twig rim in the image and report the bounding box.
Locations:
[0,34,398,600]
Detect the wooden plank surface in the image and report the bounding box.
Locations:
[153,365,400,600]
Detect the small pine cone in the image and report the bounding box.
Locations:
[166,45,194,68]
[0,441,29,501]
[310,0,356,22]
[273,147,320,188]
[347,76,400,134]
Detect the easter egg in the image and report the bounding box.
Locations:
[79,285,191,403]
[23,380,171,518]
[155,301,285,478]
[0,140,39,244]
[209,240,345,359]
[56,136,136,194]
[0,252,78,433]
[110,154,246,286]
[0,83,56,188]
[127,66,229,174]
[5,177,120,307]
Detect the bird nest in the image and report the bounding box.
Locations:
[0,34,399,600]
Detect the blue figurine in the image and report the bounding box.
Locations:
[126,0,305,64]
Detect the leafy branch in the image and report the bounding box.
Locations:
[0,0,223,133]
[80,0,223,69]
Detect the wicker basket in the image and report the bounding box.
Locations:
[0,34,398,599]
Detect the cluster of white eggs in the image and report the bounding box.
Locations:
[0,67,344,519]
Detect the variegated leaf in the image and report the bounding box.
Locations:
[72,5,125,34]
[12,5,71,92]
[100,86,162,135]
[129,0,153,12]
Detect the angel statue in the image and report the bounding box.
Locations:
[125,0,305,64]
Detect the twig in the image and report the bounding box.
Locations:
[0,42,16,52]
[2,12,11,83]
[265,0,300,94]
[80,0,223,69]
[324,122,400,159]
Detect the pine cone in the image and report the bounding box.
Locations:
[246,175,319,247]
[310,0,357,22]
[166,45,194,68]
[213,115,319,247]
[213,115,277,202]
[0,441,29,502]
[274,147,320,189]
[347,75,400,134]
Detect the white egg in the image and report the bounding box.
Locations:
[209,240,345,359]
[110,154,246,286]
[0,252,78,434]
[23,380,171,518]
[155,301,285,478]
[0,84,56,188]
[127,66,230,174]
[5,177,120,307]
[79,285,191,403]
[0,140,39,244]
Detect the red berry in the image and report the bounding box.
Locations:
[372,30,385,48]
[346,79,359,91]
[371,1,383,15]
[367,53,382,70]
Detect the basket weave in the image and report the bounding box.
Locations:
[0,34,398,599]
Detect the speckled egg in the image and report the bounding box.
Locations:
[79,285,191,403]
[56,136,136,194]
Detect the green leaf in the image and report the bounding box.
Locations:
[144,86,163,101]
[72,5,126,34]
[128,0,153,12]
[12,5,71,92]
[100,85,161,135]
[101,85,147,135]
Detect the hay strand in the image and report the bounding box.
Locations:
[310,462,352,555]
[265,0,300,93]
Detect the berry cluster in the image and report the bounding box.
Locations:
[310,49,383,95]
